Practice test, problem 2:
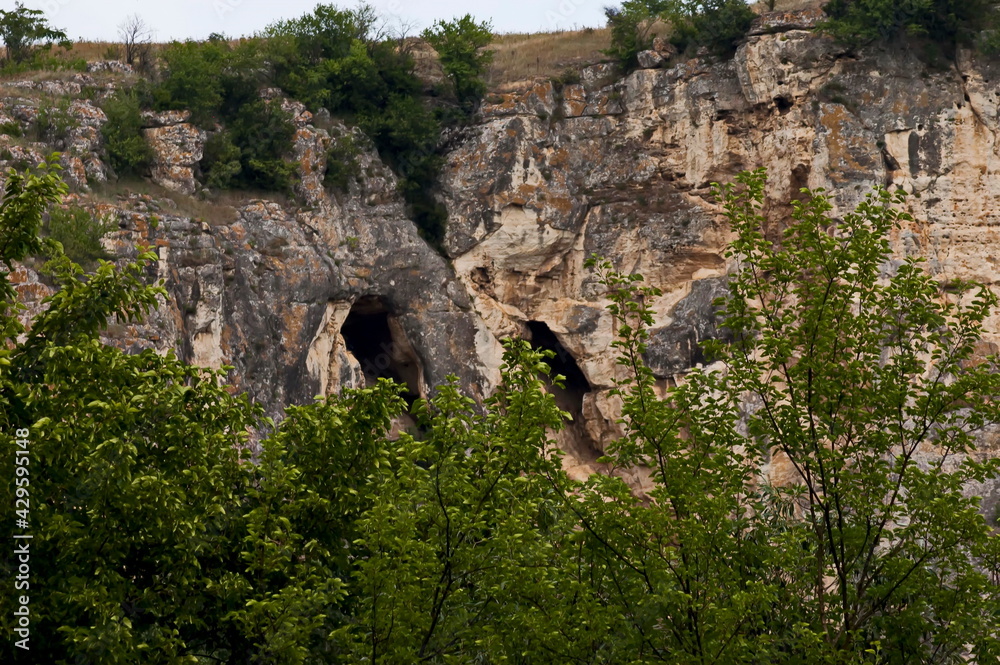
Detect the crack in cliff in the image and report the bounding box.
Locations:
[954,60,1000,154]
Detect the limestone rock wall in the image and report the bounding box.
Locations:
[441,16,1000,506]
[3,16,1000,515]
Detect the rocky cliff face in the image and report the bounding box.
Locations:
[2,13,1000,515]
[440,10,1000,501]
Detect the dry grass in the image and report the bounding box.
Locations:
[486,28,612,90]
[91,178,242,226]
[483,0,823,90]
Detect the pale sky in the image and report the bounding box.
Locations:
[18,0,608,42]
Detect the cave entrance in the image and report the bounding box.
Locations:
[526,320,603,472]
[527,320,591,410]
[340,296,423,406]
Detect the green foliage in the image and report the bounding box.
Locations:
[605,0,754,66]
[228,100,299,193]
[0,159,66,303]
[3,161,997,662]
[43,205,114,268]
[348,344,573,660]
[822,0,1000,51]
[144,4,451,240]
[33,97,78,148]
[101,89,153,178]
[668,0,756,56]
[603,0,667,68]
[153,39,301,194]
[324,130,361,192]
[202,130,243,190]
[153,40,229,126]
[0,162,400,664]
[0,2,69,66]
[260,4,416,113]
[260,3,448,243]
[0,120,22,137]
[421,15,495,111]
[702,170,1000,659]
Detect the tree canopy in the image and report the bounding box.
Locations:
[0,2,69,66]
[1,162,998,663]
[822,0,1000,50]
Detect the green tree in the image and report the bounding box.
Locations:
[259,4,448,242]
[605,0,754,66]
[227,100,298,193]
[153,39,229,126]
[0,161,399,663]
[347,348,576,661]
[822,0,1000,51]
[421,15,494,111]
[603,0,670,68]
[0,2,69,66]
[576,171,1000,662]
[101,88,153,178]
[668,0,756,56]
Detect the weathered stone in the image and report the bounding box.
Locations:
[87,60,134,74]
[749,7,827,36]
[143,122,205,194]
[141,109,192,127]
[7,25,1000,505]
[652,36,678,58]
[637,50,664,69]
[644,277,730,376]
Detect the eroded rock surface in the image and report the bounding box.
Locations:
[4,12,1000,518]
[440,13,1000,514]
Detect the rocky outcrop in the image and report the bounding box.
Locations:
[142,110,205,195]
[3,10,1000,517]
[438,11,1000,515]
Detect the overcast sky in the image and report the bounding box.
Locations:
[18,0,608,42]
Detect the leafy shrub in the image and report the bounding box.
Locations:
[101,89,153,177]
[324,131,361,192]
[822,0,1000,51]
[154,39,299,194]
[44,205,113,267]
[259,4,451,243]
[605,0,754,65]
[553,67,582,87]
[667,0,755,57]
[421,15,494,111]
[228,100,298,193]
[0,2,69,66]
[33,97,78,147]
[0,120,22,137]
[152,40,228,126]
[603,1,660,69]
[201,130,242,190]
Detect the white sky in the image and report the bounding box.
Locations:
[17,0,608,42]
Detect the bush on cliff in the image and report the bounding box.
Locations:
[101,88,153,178]
[605,0,755,67]
[259,3,449,244]
[3,162,998,663]
[146,4,458,244]
[822,0,1000,52]
[421,14,495,112]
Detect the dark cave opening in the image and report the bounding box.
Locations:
[340,296,423,406]
[525,320,604,464]
[527,320,592,405]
